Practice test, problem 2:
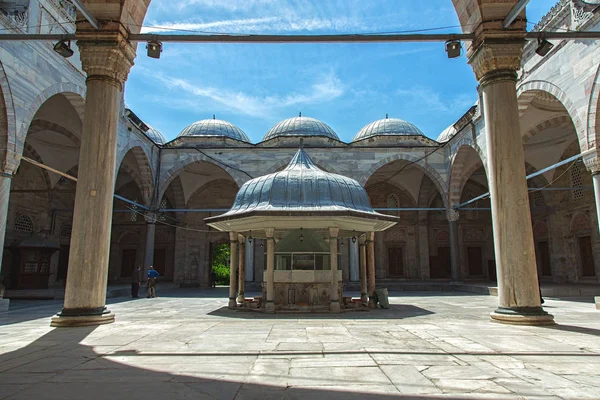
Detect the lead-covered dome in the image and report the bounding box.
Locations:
[437,124,457,142]
[263,116,339,141]
[178,118,250,142]
[145,126,166,145]
[353,116,425,142]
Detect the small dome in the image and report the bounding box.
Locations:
[145,126,166,145]
[437,124,457,142]
[353,117,425,142]
[263,116,339,141]
[221,149,373,215]
[178,118,250,142]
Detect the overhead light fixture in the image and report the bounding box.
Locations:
[351,231,357,244]
[341,240,345,247]
[53,40,74,58]
[248,231,252,244]
[299,228,304,243]
[535,39,554,57]
[445,40,461,59]
[147,40,162,59]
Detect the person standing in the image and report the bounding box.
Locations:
[131,266,141,298]
[147,265,160,298]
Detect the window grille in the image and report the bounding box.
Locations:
[465,194,479,220]
[386,194,399,216]
[533,191,544,208]
[130,205,138,222]
[60,223,72,237]
[14,214,33,233]
[159,198,168,222]
[571,162,584,200]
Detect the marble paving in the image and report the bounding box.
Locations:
[0,289,599,399]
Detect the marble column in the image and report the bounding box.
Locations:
[447,210,461,282]
[329,228,340,312]
[0,173,12,310]
[143,213,157,282]
[367,232,376,308]
[359,236,368,305]
[52,39,135,327]
[228,232,238,308]
[237,234,245,304]
[265,228,275,313]
[469,41,553,325]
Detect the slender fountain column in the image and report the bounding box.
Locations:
[447,210,461,282]
[52,38,135,327]
[228,232,238,308]
[367,232,376,308]
[469,41,553,325]
[359,236,368,305]
[329,228,340,312]
[237,234,245,304]
[143,213,157,281]
[265,228,275,313]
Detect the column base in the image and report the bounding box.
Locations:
[0,298,9,312]
[360,293,368,306]
[228,298,237,309]
[368,297,377,309]
[51,307,115,327]
[490,307,555,325]
[330,300,340,312]
[264,301,275,313]
[237,293,245,305]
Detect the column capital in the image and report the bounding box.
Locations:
[144,212,158,224]
[358,235,367,246]
[265,228,274,238]
[582,148,600,174]
[0,171,13,179]
[446,209,460,222]
[468,40,525,84]
[78,29,136,90]
[229,231,238,242]
[329,227,339,238]
[237,233,245,244]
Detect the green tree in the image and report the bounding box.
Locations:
[211,243,230,285]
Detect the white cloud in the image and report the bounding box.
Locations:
[151,71,345,118]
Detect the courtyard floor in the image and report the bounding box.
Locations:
[0,289,599,400]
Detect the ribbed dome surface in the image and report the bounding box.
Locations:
[263,116,339,141]
[146,126,166,145]
[353,117,425,142]
[220,149,374,216]
[178,118,250,142]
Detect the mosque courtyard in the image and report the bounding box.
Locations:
[0,289,598,400]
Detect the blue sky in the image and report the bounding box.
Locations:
[125,0,558,143]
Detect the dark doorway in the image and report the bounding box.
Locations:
[430,247,451,278]
[57,245,70,282]
[467,247,483,276]
[578,236,596,277]
[388,247,404,277]
[536,241,552,277]
[120,249,137,278]
[154,248,167,277]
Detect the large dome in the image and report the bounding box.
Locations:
[217,148,374,215]
[145,126,166,145]
[178,118,250,142]
[263,116,339,141]
[353,116,425,142]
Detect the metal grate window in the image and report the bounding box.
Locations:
[60,223,72,237]
[386,194,399,216]
[14,214,33,233]
[130,205,138,222]
[533,191,544,208]
[571,163,584,200]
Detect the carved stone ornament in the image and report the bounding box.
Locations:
[573,0,600,28]
[446,209,460,222]
[468,41,525,83]
[79,41,136,89]
[582,148,600,174]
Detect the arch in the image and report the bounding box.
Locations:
[27,119,81,146]
[587,63,600,149]
[22,142,52,190]
[0,60,18,173]
[358,153,448,207]
[158,153,247,201]
[448,145,486,208]
[517,81,587,150]
[570,212,591,233]
[522,115,575,144]
[17,82,86,149]
[115,145,155,205]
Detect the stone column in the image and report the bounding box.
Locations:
[469,41,553,325]
[228,232,238,308]
[237,234,245,304]
[0,173,12,310]
[582,151,600,234]
[447,210,461,282]
[265,228,275,313]
[359,236,368,305]
[367,232,376,308]
[329,228,340,312]
[143,213,157,281]
[52,38,135,327]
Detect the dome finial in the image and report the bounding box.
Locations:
[386,113,389,119]
[299,111,302,117]
[213,114,216,120]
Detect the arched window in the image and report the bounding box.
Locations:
[386,194,400,216]
[14,214,33,233]
[60,223,72,237]
[571,162,584,200]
